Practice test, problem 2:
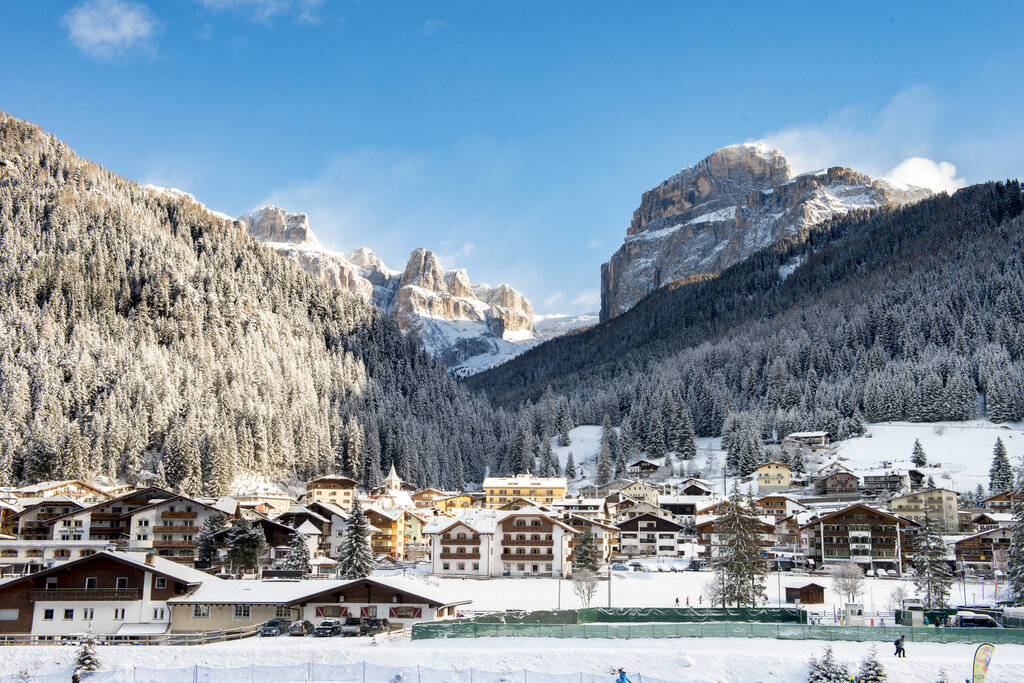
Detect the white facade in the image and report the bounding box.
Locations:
[30,576,170,636]
[0,540,110,575]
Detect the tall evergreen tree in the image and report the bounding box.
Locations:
[713,482,768,607]
[647,412,667,458]
[573,527,601,573]
[283,530,312,574]
[990,438,1013,493]
[564,451,577,479]
[911,514,953,609]
[596,440,613,486]
[194,512,227,568]
[226,518,268,574]
[1006,464,1024,605]
[556,398,573,447]
[338,499,374,579]
[911,439,927,467]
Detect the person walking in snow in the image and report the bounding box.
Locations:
[675,597,679,607]
[616,669,631,683]
[893,634,906,657]
[686,596,690,607]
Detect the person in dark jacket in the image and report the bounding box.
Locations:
[893,634,906,657]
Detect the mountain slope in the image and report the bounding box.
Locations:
[236,206,541,373]
[0,111,512,493]
[469,181,1024,454]
[600,143,930,321]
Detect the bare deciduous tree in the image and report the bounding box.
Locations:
[831,562,864,604]
[886,584,910,613]
[571,569,600,607]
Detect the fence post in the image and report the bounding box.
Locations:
[363,661,367,683]
[418,665,422,683]
[251,663,255,683]
[193,664,198,683]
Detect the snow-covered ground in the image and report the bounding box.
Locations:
[555,420,1024,497]
[4,632,1023,683]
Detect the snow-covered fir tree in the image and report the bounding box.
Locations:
[712,483,768,607]
[556,398,573,447]
[596,429,614,485]
[226,518,268,574]
[1007,464,1024,605]
[856,645,888,682]
[564,451,577,479]
[573,527,601,573]
[990,438,1013,492]
[806,646,849,683]
[338,499,374,579]
[283,531,312,574]
[75,634,100,672]
[911,439,927,467]
[911,514,953,609]
[195,512,227,568]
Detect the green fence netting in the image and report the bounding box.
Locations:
[411,621,1024,645]
[577,607,805,624]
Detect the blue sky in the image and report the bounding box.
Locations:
[3,1,1023,314]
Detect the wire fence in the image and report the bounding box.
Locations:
[411,621,1024,645]
[0,662,664,683]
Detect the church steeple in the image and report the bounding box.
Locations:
[385,463,403,492]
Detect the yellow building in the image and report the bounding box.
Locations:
[890,488,960,532]
[756,462,793,492]
[435,494,475,513]
[305,476,360,509]
[482,475,567,508]
[365,507,406,559]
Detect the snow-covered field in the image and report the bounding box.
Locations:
[4,633,1023,683]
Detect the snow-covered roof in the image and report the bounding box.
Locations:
[277,505,330,524]
[786,431,830,438]
[169,575,467,608]
[658,495,716,506]
[482,475,568,488]
[423,508,501,535]
[294,520,322,535]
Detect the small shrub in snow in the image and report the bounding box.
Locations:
[806,646,849,683]
[857,645,887,682]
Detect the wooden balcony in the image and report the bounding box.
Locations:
[91,512,122,521]
[440,536,479,544]
[30,588,139,601]
[161,511,197,519]
[503,538,552,547]
[440,552,481,560]
[153,525,195,533]
[153,540,193,548]
[501,552,554,561]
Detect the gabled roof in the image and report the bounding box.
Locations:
[562,514,618,531]
[756,461,792,470]
[304,500,350,520]
[294,520,322,535]
[9,496,85,520]
[275,505,330,525]
[798,503,915,530]
[615,512,684,531]
[14,480,114,499]
[126,493,237,518]
[306,475,360,488]
[0,551,217,592]
[891,487,957,501]
[42,486,177,526]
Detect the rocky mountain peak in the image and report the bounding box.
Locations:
[601,145,931,321]
[237,205,317,245]
[400,247,447,291]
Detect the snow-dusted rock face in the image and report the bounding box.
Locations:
[600,144,931,321]
[237,209,539,372]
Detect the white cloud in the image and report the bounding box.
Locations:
[421,19,452,35]
[587,238,603,250]
[883,157,964,195]
[755,86,965,194]
[62,0,156,59]
[435,242,476,269]
[198,0,323,23]
[571,288,601,310]
[544,292,565,308]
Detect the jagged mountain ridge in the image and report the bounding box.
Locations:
[236,206,544,372]
[600,143,932,321]
[0,110,514,493]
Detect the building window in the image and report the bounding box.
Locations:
[472,563,479,571]
[82,608,94,620]
[116,577,128,590]
[442,563,449,570]
[233,605,251,619]
[64,609,74,620]
[517,563,525,571]
[193,605,210,619]
[457,563,465,570]
[155,577,167,589]
[114,609,125,620]
[85,577,98,589]
[43,609,54,621]
[153,608,165,620]
[275,606,292,619]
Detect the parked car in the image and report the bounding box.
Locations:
[260,619,286,637]
[610,563,628,571]
[628,562,644,572]
[953,612,1002,628]
[314,619,343,637]
[340,617,369,637]
[366,618,391,635]
[288,619,314,636]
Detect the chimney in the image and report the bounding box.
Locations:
[145,553,155,566]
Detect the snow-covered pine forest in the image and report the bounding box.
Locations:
[471,182,1024,470]
[0,112,514,494]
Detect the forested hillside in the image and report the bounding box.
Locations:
[470,182,1024,470]
[0,112,512,493]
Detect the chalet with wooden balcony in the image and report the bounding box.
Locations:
[953,526,1013,577]
[13,480,115,505]
[304,475,360,509]
[126,495,239,565]
[41,487,180,544]
[616,512,684,557]
[7,497,85,541]
[423,507,574,578]
[799,503,916,573]
[0,550,213,636]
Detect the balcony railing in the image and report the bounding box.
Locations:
[501,552,553,561]
[502,539,552,547]
[439,537,479,544]
[161,511,198,519]
[440,552,481,560]
[29,588,138,601]
[153,525,196,533]
[153,540,193,548]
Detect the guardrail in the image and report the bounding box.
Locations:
[0,624,261,647]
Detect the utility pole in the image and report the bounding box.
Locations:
[607,563,612,607]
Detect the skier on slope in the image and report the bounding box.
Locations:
[616,669,631,683]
